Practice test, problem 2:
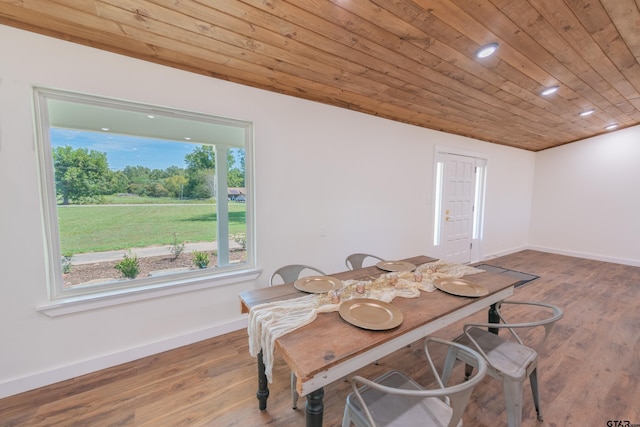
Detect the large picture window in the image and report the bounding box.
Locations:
[34,88,255,307]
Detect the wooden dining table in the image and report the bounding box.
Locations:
[239,255,518,427]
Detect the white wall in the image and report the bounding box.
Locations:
[0,25,535,398]
[530,125,640,266]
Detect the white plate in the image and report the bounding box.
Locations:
[294,275,342,293]
[433,278,488,297]
[376,260,416,272]
[339,298,403,330]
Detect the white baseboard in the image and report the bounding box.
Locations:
[479,245,529,262]
[483,244,640,268]
[0,317,248,399]
[526,245,640,267]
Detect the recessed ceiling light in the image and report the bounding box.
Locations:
[541,85,560,96]
[101,127,110,131]
[579,109,595,117]
[475,42,499,59]
[605,124,618,130]
[147,115,155,119]
[184,137,191,140]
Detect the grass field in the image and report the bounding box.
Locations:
[57,202,246,254]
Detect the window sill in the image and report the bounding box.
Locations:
[37,267,261,317]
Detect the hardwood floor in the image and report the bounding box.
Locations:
[2,250,639,426]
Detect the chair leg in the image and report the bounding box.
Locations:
[529,368,543,421]
[502,377,525,427]
[341,404,353,427]
[441,346,458,386]
[291,371,299,409]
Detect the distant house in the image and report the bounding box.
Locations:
[227,188,246,201]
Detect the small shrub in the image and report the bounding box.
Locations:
[192,251,210,269]
[61,253,73,274]
[170,232,185,260]
[115,252,140,279]
[232,233,246,250]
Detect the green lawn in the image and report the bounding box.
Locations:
[57,203,246,254]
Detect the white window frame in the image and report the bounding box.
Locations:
[33,88,258,316]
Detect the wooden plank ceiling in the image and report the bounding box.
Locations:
[1,0,640,151]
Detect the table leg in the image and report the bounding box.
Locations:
[488,303,499,335]
[464,303,501,380]
[257,350,269,410]
[305,387,324,427]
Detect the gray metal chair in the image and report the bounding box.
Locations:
[269,264,326,409]
[269,264,325,286]
[345,253,384,270]
[441,301,564,427]
[342,337,487,427]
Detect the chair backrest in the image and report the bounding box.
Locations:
[345,253,384,270]
[463,300,564,359]
[269,264,326,286]
[351,337,487,427]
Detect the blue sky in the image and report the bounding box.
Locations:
[51,128,194,171]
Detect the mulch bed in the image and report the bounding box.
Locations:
[63,251,247,288]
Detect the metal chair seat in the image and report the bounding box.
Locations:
[343,337,487,427]
[441,300,563,427]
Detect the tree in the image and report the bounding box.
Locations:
[163,174,188,198]
[185,145,215,172]
[109,170,130,194]
[185,169,215,199]
[227,149,236,170]
[164,166,185,178]
[150,182,170,197]
[232,148,245,172]
[122,165,152,183]
[122,165,153,196]
[183,146,246,197]
[53,146,110,204]
[227,148,245,187]
[184,145,216,199]
[227,168,245,187]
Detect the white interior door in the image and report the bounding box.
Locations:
[439,153,477,264]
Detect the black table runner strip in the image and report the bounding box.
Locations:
[474,264,539,288]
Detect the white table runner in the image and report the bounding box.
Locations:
[248,260,483,382]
